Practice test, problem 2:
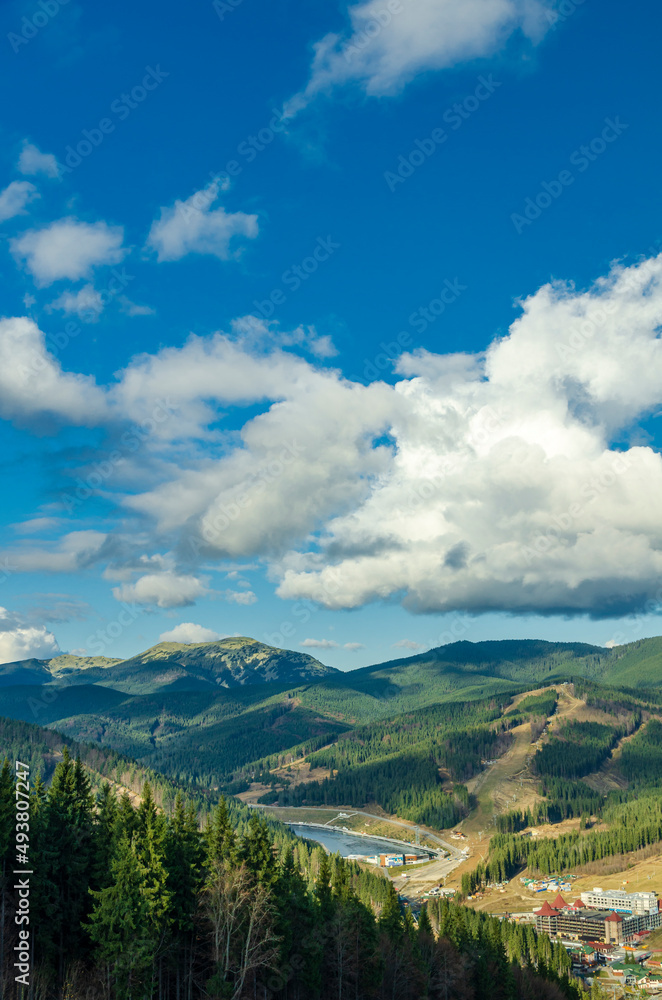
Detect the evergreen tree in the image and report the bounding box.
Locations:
[241,813,277,885]
[32,747,95,985]
[205,795,237,865]
[378,885,404,942]
[315,851,334,922]
[87,834,161,999]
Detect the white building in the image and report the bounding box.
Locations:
[579,888,659,915]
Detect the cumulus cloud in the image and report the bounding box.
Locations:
[392,639,425,650]
[159,622,222,643]
[0,608,59,664]
[0,181,39,222]
[344,642,365,650]
[5,255,662,621]
[0,317,108,425]
[145,182,258,262]
[301,638,338,649]
[10,218,126,286]
[222,589,258,605]
[17,141,59,179]
[276,255,662,617]
[285,0,554,115]
[112,572,209,608]
[49,284,104,321]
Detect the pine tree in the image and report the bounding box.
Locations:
[93,782,119,890]
[417,904,434,940]
[315,851,334,922]
[87,834,160,1000]
[378,885,404,942]
[241,813,276,885]
[32,747,95,985]
[205,795,237,866]
[274,847,321,999]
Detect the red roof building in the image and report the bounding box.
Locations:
[571,898,586,909]
[535,902,561,917]
[552,894,567,909]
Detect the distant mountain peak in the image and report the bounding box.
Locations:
[0,635,338,694]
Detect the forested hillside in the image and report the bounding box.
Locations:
[266,697,516,826]
[2,639,662,998]
[0,746,582,1000]
[0,635,660,800]
[462,689,662,894]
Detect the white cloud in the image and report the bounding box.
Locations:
[17,142,59,179]
[0,317,108,425]
[222,589,258,605]
[6,255,662,621]
[1,531,109,573]
[145,181,258,262]
[301,638,339,648]
[275,254,662,617]
[119,296,155,317]
[0,608,59,664]
[159,622,222,643]
[344,642,365,650]
[12,517,62,534]
[0,181,39,223]
[49,283,104,321]
[112,572,209,608]
[392,639,425,651]
[11,218,126,286]
[285,0,553,115]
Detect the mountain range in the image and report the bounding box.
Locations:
[0,633,661,791]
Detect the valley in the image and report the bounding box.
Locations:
[4,633,662,997]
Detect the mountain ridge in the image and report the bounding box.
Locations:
[0,636,337,693]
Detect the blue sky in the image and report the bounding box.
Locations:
[0,0,661,669]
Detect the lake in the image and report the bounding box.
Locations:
[289,824,429,858]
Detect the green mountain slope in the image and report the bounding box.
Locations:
[596,636,662,687]
[1,634,661,793]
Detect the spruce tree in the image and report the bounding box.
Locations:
[378,885,404,942]
[241,813,276,885]
[87,834,159,1000]
[205,795,237,866]
[33,747,95,984]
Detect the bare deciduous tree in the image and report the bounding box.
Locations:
[202,861,280,1000]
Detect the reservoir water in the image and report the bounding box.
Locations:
[289,824,429,858]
